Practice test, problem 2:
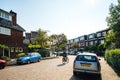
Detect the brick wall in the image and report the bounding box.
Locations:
[0,28,23,46]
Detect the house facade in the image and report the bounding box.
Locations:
[66,28,109,53]
[23,31,38,44]
[0,9,25,58]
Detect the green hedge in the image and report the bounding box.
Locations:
[1,56,11,61]
[105,49,120,71]
[38,49,50,57]
[16,53,26,58]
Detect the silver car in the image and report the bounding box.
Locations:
[73,52,101,76]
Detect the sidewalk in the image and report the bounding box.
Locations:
[7,55,58,66]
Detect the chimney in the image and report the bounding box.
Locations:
[10,10,17,26]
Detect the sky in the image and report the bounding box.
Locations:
[0,0,118,39]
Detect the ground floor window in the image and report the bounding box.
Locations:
[10,47,23,53]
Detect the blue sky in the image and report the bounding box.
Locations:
[0,0,118,39]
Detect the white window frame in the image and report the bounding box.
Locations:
[0,11,12,21]
[101,40,104,44]
[19,47,23,52]
[10,47,14,52]
[0,26,11,35]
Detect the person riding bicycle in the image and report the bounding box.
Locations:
[62,51,67,60]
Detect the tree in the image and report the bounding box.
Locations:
[106,0,120,49]
[31,28,50,48]
[50,33,67,51]
[71,42,79,49]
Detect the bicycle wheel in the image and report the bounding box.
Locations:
[66,57,69,63]
[62,58,65,64]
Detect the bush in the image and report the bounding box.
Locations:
[1,56,11,61]
[16,53,26,58]
[105,49,120,71]
[38,49,50,57]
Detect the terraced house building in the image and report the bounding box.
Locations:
[0,9,25,58]
[66,28,109,54]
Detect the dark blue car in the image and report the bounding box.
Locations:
[17,52,42,64]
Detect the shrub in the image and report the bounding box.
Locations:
[105,49,120,71]
[1,56,11,61]
[16,53,26,58]
[38,49,50,57]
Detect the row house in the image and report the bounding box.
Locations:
[0,9,25,58]
[67,28,109,52]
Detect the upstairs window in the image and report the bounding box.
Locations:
[80,36,85,41]
[102,32,106,36]
[0,12,1,17]
[0,11,12,21]
[89,34,94,39]
[74,38,79,42]
[97,33,101,37]
[0,26,11,35]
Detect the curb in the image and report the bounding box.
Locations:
[7,56,58,66]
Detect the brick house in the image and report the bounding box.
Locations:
[67,28,109,53]
[0,9,25,58]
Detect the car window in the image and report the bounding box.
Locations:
[76,55,97,62]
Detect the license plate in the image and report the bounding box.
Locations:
[81,64,91,67]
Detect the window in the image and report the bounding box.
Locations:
[97,33,101,37]
[10,47,15,52]
[15,47,18,52]
[0,28,1,32]
[74,38,79,42]
[19,47,23,52]
[76,55,97,62]
[95,41,97,44]
[0,26,11,35]
[100,40,104,44]
[5,14,9,19]
[0,12,1,17]
[89,41,93,45]
[0,11,12,21]
[80,36,85,41]
[89,34,94,39]
[102,32,106,36]
[70,39,74,43]
[86,42,88,46]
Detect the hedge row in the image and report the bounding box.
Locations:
[38,49,50,57]
[105,49,120,71]
[16,53,26,58]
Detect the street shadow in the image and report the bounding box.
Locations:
[70,74,102,80]
[57,63,65,67]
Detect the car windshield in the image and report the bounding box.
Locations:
[76,55,97,62]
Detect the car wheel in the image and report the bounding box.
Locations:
[27,60,30,64]
[38,59,40,62]
[73,71,77,76]
[0,63,5,69]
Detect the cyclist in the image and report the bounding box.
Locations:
[62,51,68,63]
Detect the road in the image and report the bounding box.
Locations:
[0,55,120,80]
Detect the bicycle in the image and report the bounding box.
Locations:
[62,56,69,64]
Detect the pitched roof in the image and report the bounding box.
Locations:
[0,17,25,31]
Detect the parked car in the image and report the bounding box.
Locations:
[73,52,101,76]
[0,59,7,69]
[17,52,42,64]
